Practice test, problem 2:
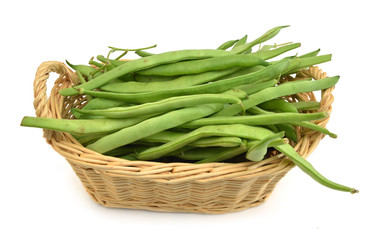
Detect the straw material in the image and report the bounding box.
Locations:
[32,61,334,214]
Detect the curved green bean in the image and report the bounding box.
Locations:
[180,112,328,129]
[86,103,224,153]
[291,101,320,111]
[217,39,239,50]
[72,94,241,118]
[275,144,358,193]
[142,131,243,148]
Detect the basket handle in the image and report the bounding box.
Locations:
[33,61,78,119]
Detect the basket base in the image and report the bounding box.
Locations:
[74,167,289,214]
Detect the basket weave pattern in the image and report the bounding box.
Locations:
[33,61,333,213]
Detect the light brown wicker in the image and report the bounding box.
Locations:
[32,61,334,214]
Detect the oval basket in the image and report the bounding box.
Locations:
[33,61,334,214]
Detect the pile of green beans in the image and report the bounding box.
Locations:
[21,26,358,194]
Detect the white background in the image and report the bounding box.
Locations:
[1,0,386,239]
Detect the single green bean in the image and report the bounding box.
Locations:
[217,39,239,50]
[294,121,338,138]
[284,54,332,74]
[135,50,154,57]
[259,99,298,113]
[275,123,298,142]
[180,112,328,129]
[236,79,278,95]
[299,49,321,58]
[60,49,235,96]
[255,43,301,60]
[173,147,223,161]
[20,115,153,135]
[66,60,100,79]
[291,101,320,111]
[232,35,248,49]
[231,26,289,54]
[86,103,224,153]
[72,94,241,118]
[275,144,358,193]
[142,131,243,148]
[246,132,285,161]
[89,59,104,68]
[136,54,269,76]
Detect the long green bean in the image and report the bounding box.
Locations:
[135,54,269,76]
[72,94,241,118]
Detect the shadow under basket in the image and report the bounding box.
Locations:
[32,61,334,214]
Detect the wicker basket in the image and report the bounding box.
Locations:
[32,61,334,214]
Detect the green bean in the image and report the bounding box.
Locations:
[100,67,240,93]
[135,50,154,57]
[75,133,107,145]
[299,49,321,58]
[75,70,87,84]
[259,99,298,113]
[246,132,285,161]
[294,121,338,138]
[120,153,138,160]
[72,98,128,119]
[142,131,243,147]
[136,54,269,76]
[72,94,241,118]
[20,115,153,135]
[196,137,287,163]
[196,142,248,164]
[291,101,320,111]
[105,144,151,157]
[255,43,301,60]
[86,103,224,153]
[180,112,328,129]
[232,35,248,49]
[96,55,123,66]
[65,60,101,79]
[275,144,358,193]
[284,54,332,74]
[275,123,298,142]
[137,124,281,160]
[217,39,239,50]
[133,74,177,82]
[213,76,339,116]
[231,25,289,54]
[89,58,104,68]
[236,79,278,95]
[173,147,222,161]
[60,49,235,96]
